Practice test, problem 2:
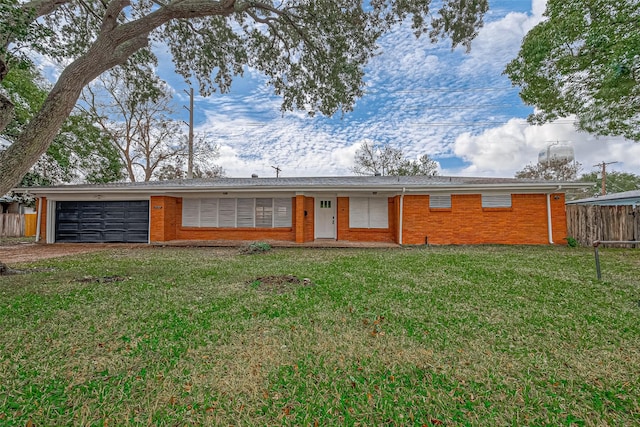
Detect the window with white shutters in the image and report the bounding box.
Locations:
[237,198,254,227]
[218,198,236,227]
[181,197,293,228]
[200,198,218,227]
[349,198,369,228]
[429,195,451,209]
[255,198,273,228]
[482,194,512,208]
[369,198,388,228]
[349,197,388,229]
[274,198,292,227]
[182,199,200,227]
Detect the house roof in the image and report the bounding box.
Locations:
[14,175,591,197]
[566,189,640,206]
[0,195,16,203]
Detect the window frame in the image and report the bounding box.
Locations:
[429,194,452,209]
[481,194,512,209]
[348,197,389,229]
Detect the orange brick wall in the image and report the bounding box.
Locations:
[303,197,315,242]
[550,193,567,243]
[149,196,178,242]
[401,194,567,245]
[336,197,397,243]
[37,197,47,242]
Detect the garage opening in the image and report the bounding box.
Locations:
[55,201,149,243]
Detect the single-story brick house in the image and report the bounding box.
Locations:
[16,176,589,245]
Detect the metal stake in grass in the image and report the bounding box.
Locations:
[592,240,640,280]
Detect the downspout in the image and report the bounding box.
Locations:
[35,197,42,243]
[546,186,562,244]
[399,188,405,245]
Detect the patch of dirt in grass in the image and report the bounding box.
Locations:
[248,275,314,294]
[0,243,140,264]
[0,263,55,276]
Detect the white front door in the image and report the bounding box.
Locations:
[315,198,336,239]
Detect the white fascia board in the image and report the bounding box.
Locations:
[14,181,592,197]
[177,191,296,198]
[38,193,153,201]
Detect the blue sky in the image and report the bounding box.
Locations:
[98,0,640,178]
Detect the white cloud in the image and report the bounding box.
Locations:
[450,117,640,177]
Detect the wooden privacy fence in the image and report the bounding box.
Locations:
[0,214,37,238]
[566,205,639,247]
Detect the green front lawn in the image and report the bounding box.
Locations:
[1,245,638,425]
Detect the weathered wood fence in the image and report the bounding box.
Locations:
[0,214,37,238]
[566,205,639,247]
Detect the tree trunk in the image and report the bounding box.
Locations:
[0,92,13,133]
[0,27,149,195]
[0,60,94,194]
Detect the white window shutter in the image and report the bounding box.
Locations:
[237,198,254,227]
[349,198,369,228]
[255,198,273,228]
[482,194,512,208]
[200,198,218,227]
[369,198,388,228]
[430,195,451,208]
[274,198,292,227]
[182,199,200,227]
[218,198,236,227]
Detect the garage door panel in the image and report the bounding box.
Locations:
[57,222,79,231]
[104,211,126,219]
[126,223,148,231]
[103,222,125,230]
[102,231,126,241]
[79,222,103,230]
[81,212,103,220]
[55,201,149,243]
[125,231,148,241]
[78,231,103,242]
[57,211,80,221]
[77,201,104,210]
[127,210,149,219]
[126,201,148,208]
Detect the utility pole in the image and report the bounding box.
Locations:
[183,87,194,179]
[593,161,618,195]
[271,165,281,178]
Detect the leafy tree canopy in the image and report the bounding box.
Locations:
[579,170,640,196]
[352,140,439,176]
[505,0,640,141]
[515,159,582,181]
[0,0,488,195]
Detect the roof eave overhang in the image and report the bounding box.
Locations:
[13,182,592,197]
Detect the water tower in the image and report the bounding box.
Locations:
[538,142,575,165]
